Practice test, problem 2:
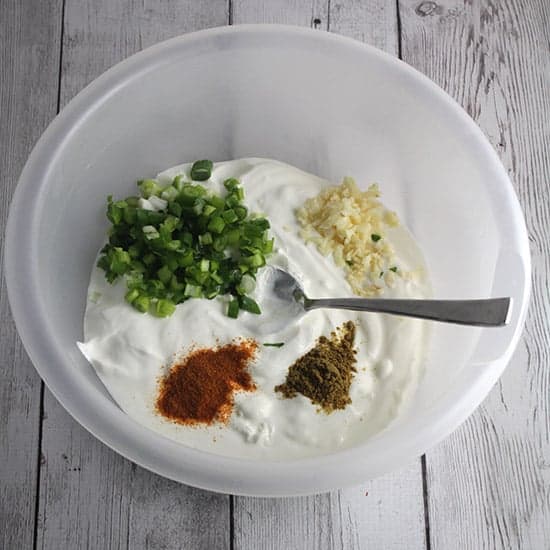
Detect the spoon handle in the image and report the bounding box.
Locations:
[305,297,512,327]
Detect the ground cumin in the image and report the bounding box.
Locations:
[275,321,357,413]
[156,339,257,426]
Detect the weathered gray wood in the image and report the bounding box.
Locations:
[329,0,398,52]
[233,0,328,27]
[0,1,63,548]
[4,1,548,548]
[231,3,427,549]
[36,2,230,549]
[234,461,427,550]
[399,0,550,548]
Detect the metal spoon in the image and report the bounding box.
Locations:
[268,267,512,327]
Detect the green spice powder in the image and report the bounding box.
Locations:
[275,321,357,413]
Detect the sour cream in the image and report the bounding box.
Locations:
[78,159,431,459]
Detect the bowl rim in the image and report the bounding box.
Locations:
[4,24,531,496]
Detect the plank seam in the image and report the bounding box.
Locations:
[32,383,45,550]
[229,495,235,550]
[395,0,403,59]
[32,0,66,548]
[421,455,432,550]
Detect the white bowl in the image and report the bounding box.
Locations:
[5,25,530,496]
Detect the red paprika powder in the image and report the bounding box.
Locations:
[156,339,257,426]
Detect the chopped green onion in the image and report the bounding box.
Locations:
[199,232,213,245]
[207,216,225,234]
[142,225,160,240]
[234,206,247,220]
[161,186,179,201]
[202,204,216,217]
[240,295,261,314]
[184,283,202,298]
[133,295,150,313]
[152,299,176,317]
[190,160,213,181]
[263,342,285,348]
[224,178,240,191]
[178,250,194,267]
[97,163,274,318]
[138,179,162,198]
[227,298,239,318]
[236,274,256,295]
[157,265,172,284]
[125,288,140,304]
[389,266,398,272]
[371,234,381,242]
[172,175,185,191]
[222,209,238,223]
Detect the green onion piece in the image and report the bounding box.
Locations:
[161,186,179,201]
[157,265,172,284]
[210,272,223,284]
[209,195,225,210]
[133,295,150,313]
[172,175,185,191]
[138,179,162,198]
[190,160,213,181]
[178,250,194,267]
[226,228,241,245]
[142,225,160,240]
[389,266,398,272]
[202,204,216,217]
[143,253,156,266]
[236,274,256,295]
[184,283,202,298]
[200,259,210,272]
[224,178,240,191]
[242,253,265,268]
[263,342,284,348]
[222,209,238,223]
[232,187,245,201]
[371,234,382,242]
[227,298,239,318]
[234,206,247,220]
[125,288,140,304]
[207,216,225,234]
[262,238,274,254]
[199,232,213,245]
[240,295,261,314]
[152,298,176,317]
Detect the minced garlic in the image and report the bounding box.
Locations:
[296,177,399,296]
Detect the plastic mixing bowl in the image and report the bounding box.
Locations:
[5,25,530,496]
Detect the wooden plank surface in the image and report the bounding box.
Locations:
[2,1,549,549]
[232,3,427,549]
[36,2,230,550]
[0,1,63,548]
[399,0,550,548]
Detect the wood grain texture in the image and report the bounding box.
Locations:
[36,2,230,549]
[231,3,427,549]
[234,461,427,550]
[399,0,550,548]
[0,1,63,548]
[329,0,399,53]
[3,1,548,548]
[232,0,328,27]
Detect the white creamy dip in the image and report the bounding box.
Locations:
[78,158,431,459]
